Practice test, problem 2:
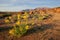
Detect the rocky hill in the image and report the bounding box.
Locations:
[0,7,60,40]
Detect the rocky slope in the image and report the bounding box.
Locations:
[0,7,60,40]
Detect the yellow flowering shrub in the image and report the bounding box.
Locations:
[9,16,11,19]
[4,19,10,23]
[38,16,44,21]
[25,25,29,30]
[9,24,29,37]
[8,11,51,37]
[16,21,20,25]
[9,13,30,37]
[17,14,21,19]
[23,15,27,19]
[22,12,29,19]
[9,29,15,35]
[32,22,35,25]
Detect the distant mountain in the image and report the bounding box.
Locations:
[0,7,60,14]
[22,9,31,12]
[21,7,60,13]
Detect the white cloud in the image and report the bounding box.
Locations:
[11,0,17,3]
[12,0,17,2]
[0,0,60,11]
[0,4,12,7]
[0,5,35,12]
[0,0,17,7]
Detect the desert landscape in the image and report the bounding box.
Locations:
[0,7,60,40]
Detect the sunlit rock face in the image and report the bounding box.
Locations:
[0,7,60,40]
[25,7,60,16]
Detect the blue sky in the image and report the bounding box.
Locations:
[0,0,60,11]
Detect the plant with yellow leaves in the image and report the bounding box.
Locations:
[16,21,21,25]
[4,18,10,24]
[22,12,29,19]
[9,24,29,37]
[25,25,29,30]
[17,14,21,20]
[9,29,15,35]
[9,13,29,37]
[9,16,12,19]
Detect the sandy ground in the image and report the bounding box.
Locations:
[0,13,60,40]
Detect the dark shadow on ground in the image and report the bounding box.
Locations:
[0,26,13,32]
[23,23,54,36]
[0,23,54,36]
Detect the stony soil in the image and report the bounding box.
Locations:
[0,13,60,40]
